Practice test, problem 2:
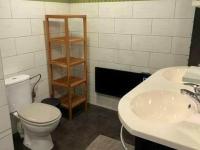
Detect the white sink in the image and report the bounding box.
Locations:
[162,67,187,83]
[130,90,197,123]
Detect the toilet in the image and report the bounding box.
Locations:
[5,74,61,150]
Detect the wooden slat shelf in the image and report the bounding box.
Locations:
[69,37,84,43]
[50,37,84,44]
[51,57,85,68]
[60,95,86,109]
[46,15,86,19]
[52,76,86,88]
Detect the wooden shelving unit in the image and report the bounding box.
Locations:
[45,15,88,120]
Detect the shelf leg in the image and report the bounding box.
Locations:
[68,88,73,120]
[69,107,72,120]
[84,101,88,112]
[84,82,88,112]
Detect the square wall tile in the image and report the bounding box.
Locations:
[152,19,193,37]
[0,80,7,107]
[2,53,34,75]
[99,33,131,50]
[31,19,45,35]
[35,50,47,67]
[10,0,29,18]
[70,3,98,18]
[172,19,193,37]
[132,35,171,53]
[131,66,150,73]
[37,65,48,80]
[88,18,115,33]
[132,51,150,67]
[172,37,191,55]
[89,47,116,62]
[175,0,195,18]
[0,106,11,133]
[116,34,132,50]
[19,65,48,81]
[0,0,12,18]
[99,2,133,18]
[87,18,99,33]
[152,19,173,36]
[0,53,3,79]
[11,0,45,18]
[0,38,16,57]
[99,34,116,49]
[149,53,188,69]
[28,1,45,19]
[88,33,99,47]
[45,2,69,15]
[117,50,149,67]
[15,35,45,54]
[0,19,31,38]
[133,0,175,18]
[115,19,151,35]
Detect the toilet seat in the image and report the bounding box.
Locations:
[18,103,61,125]
[20,115,61,127]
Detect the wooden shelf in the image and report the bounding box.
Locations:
[52,76,86,88]
[45,15,87,120]
[46,15,86,19]
[50,37,84,44]
[60,95,86,109]
[51,57,85,68]
[69,37,84,43]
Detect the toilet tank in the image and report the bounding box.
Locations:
[5,75,32,113]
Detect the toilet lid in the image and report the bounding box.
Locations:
[18,103,61,124]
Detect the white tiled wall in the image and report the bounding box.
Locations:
[0,0,195,111]
[0,51,14,149]
[0,0,69,101]
[69,0,195,110]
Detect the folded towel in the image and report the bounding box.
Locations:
[188,66,200,75]
[182,66,200,84]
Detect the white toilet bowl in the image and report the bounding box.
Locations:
[5,75,61,150]
[18,103,61,150]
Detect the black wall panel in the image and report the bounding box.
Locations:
[189,8,200,66]
[95,67,150,98]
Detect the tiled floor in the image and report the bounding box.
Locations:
[13,104,135,150]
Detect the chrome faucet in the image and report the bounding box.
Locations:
[180,83,200,103]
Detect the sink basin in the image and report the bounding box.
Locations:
[130,90,197,123]
[162,67,187,83]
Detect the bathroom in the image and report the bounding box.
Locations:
[0,0,200,150]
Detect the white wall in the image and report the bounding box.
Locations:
[0,0,195,111]
[69,0,195,110]
[0,51,14,149]
[0,0,69,101]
